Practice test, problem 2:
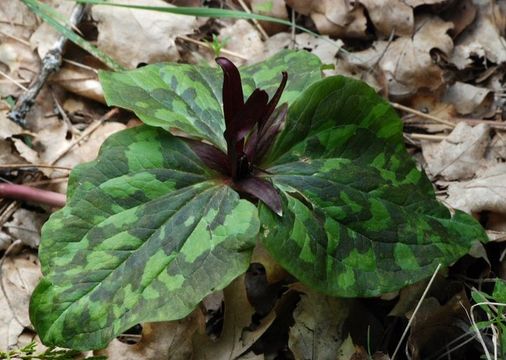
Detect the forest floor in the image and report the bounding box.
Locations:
[1,0,506,359]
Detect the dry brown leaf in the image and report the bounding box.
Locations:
[359,0,414,37]
[0,111,24,140]
[3,209,46,249]
[406,94,456,133]
[287,0,367,38]
[257,32,342,74]
[193,275,273,360]
[220,20,264,66]
[92,0,201,68]
[443,82,494,117]
[446,163,506,215]
[0,38,39,97]
[95,315,199,359]
[0,0,39,40]
[422,122,489,180]
[0,139,27,165]
[451,1,506,69]
[247,0,288,35]
[346,16,453,97]
[288,284,350,360]
[407,291,471,360]
[251,244,288,284]
[0,252,42,348]
[442,0,476,38]
[51,65,104,103]
[29,1,74,58]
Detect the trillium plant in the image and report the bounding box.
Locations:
[30,50,487,350]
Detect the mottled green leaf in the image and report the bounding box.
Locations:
[30,126,259,350]
[99,50,322,151]
[259,76,487,297]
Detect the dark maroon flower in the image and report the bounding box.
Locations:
[188,57,288,215]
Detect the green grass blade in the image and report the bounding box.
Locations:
[73,0,322,38]
[21,0,125,71]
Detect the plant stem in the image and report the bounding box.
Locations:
[0,183,66,207]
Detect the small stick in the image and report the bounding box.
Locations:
[236,0,269,40]
[0,183,66,207]
[391,263,442,360]
[392,102,455,128]
[8,4,86,127]
[177,35,247,60]
[0,164,72,171]
[407,133,448,141]
[50,108,119,165]
[0,69,28,91]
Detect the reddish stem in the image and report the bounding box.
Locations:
[0,183,66,207]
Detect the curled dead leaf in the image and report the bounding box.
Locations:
[359,0,413,37]
[422,122,490,180]
[287,0,367,38]
[92,0,202,68]
[443,82,494,117]
[446,163,506,215]
[345,16,454,97]
[451,1,506,69]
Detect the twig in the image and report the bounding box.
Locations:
[0,183,66,207]
[391,263,442,360]
[50,108,119,165]
[407,133,448,141]
[392,102,455,128]
[0,164,72,171]
[8,3,86,127]
[0,69,28,91]
[290,7,296,49]
[177,35,247,60]
[236,0,269,40]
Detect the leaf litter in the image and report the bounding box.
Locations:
[1,0,506,358]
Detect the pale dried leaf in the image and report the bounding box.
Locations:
[0,39,39,97]
[3,209,47,249]
[193,276,272,360]
[288,285,350,360]
[450,2,506,69]
[287,0,367,38]
[0,253,42,348]
[95,314,199,360]
[0,0,39,39]
[29,1,74,58]
[359,0,413,37]
[0,232,12,252]
[443,81,494,117]
[220,20,264,66]
[443,0,476,38]
[0,111,23,140]
[92,0,201,68]
[51,65,104,103]
[346,16,453,97]
[422,122,490,180]
[446,163,506,214]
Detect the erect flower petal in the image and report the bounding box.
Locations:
[258,71,287,131]
[250,103,288,163]
[234,176,282,216]
[216,57,244,127]
[225,88,269,145]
